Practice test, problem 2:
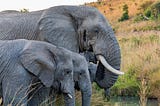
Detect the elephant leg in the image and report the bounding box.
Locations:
[2,72,31,106]
[28,86,51,106]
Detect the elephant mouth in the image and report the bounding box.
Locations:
[74,81,80,90]
[62,91,73,99]
[82,44,124,75]
[64,93,72,99]
[81,45,124,75]
[59,82,73,99]
[67,93,72,99]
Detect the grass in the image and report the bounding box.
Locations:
[87,32,160,106]
[115,32,160,97]
[1,33,159,105]
[44,0,160,105]
[1,0,160,105]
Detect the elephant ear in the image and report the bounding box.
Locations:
[36,9,79,51]
[20,46,56,87]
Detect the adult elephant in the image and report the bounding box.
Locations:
[0,5,123,104]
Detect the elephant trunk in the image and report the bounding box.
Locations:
[79,78,92,106]
[92,27,122,97]
[81,88,92,106]
[64,93,75,106]
[88,63,97,82]
[62,80,75,106]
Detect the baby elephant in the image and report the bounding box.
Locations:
[0,39,77,106]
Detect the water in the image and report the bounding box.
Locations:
[107,96,159,106]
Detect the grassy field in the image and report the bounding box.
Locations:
[84,0,160,105]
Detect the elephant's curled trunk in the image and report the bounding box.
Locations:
[93,27,123,97]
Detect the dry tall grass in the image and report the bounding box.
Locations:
[118,32,160,103]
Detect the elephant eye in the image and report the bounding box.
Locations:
[93,27,100,34]
[94,29,99,34]
[79,70,85,76]
[79,72,82,76]
[65,69,71,75]
[93,26,100,34]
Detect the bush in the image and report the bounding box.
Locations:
[144,8,151,18]
[118,4,129,22]
[110,66,139,96]
[135,1,160,21]
[143,1,160,20]
[118,12,129,22]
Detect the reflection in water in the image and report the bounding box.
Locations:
[107,96,159,106]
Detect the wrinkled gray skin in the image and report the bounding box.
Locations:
[0,5,121,104]
[0,39,75,106]
[49,53,92,106]
[88,63,97,83]
[72,55,92,106]
[0,39,92,106]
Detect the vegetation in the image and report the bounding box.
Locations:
[118,4,129,22]
[47,0,160,105]
[117,33,160,105]
[85,0,160,105]
[20,8,29,13]
[1,0,160,105]
[134,0,160,21]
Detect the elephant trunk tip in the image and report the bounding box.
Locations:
[104,89,111,102]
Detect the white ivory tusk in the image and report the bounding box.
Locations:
[67,94,72,99]
[97,55,124,75]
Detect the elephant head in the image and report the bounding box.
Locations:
[20,41,74,99]
[37,5,124,97]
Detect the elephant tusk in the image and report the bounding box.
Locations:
[67,94,72,99]
[97,55,124,75]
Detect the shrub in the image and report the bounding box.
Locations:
[110,66,139,96]
[135,1,160,21]
[118,4,129,22]
[143,1,160,20]
[144,8,151,18]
